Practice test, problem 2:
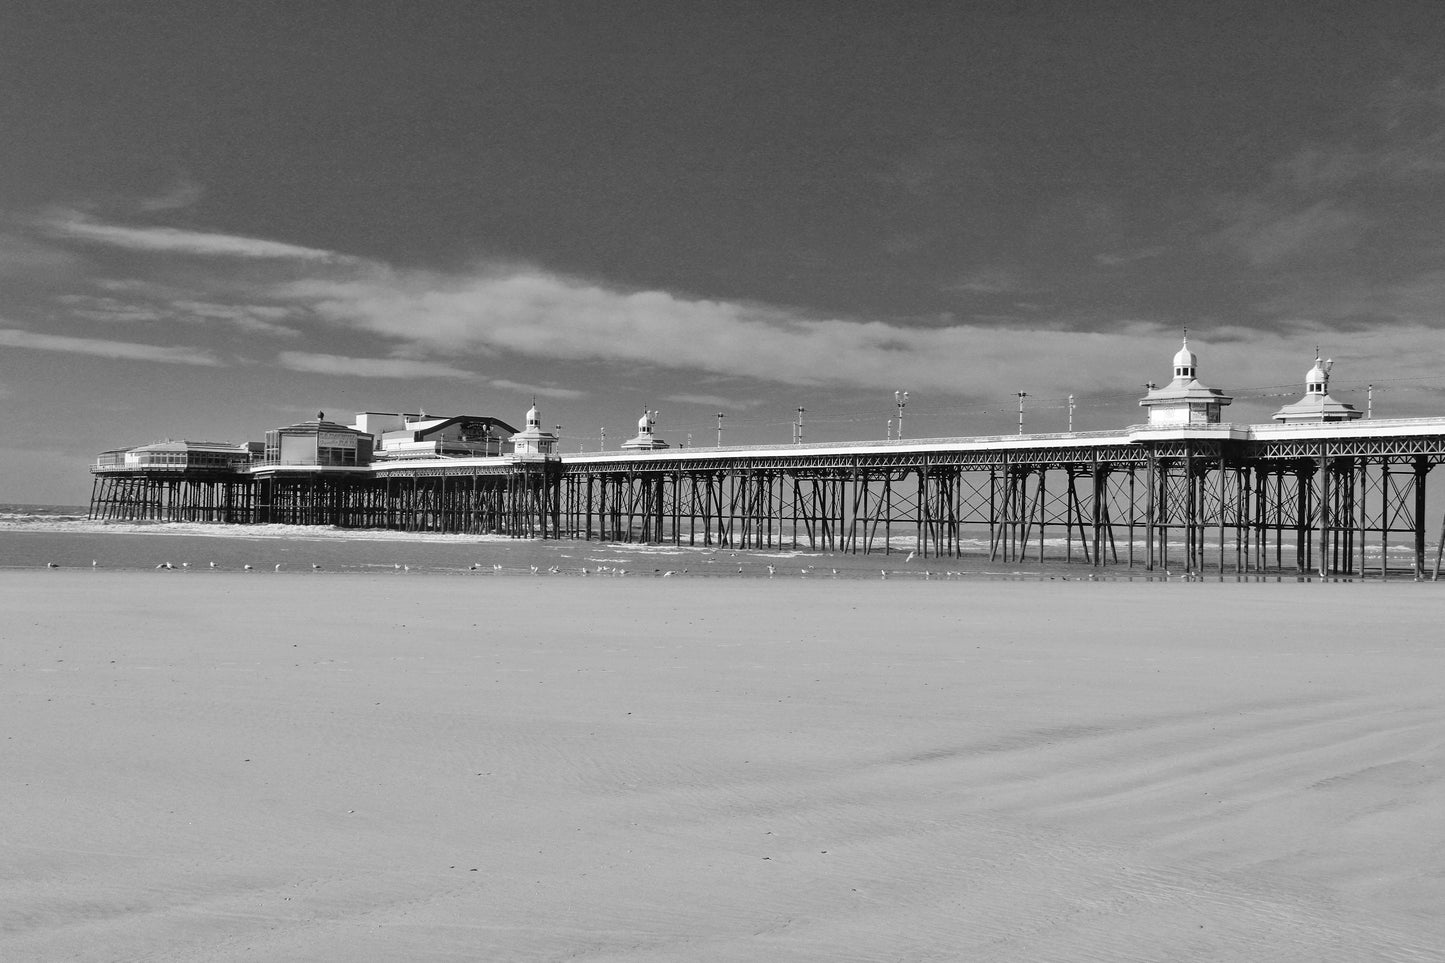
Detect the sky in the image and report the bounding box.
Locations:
[4,2,1445,505]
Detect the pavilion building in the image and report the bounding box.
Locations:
[621,410,669,450]
[509,402,559,457]
[1272,353,1363,423]
[263,413,373,467]
[1138,337,1233,426]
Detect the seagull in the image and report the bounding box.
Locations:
[469,563,480,571]
[831,568,838,577]
[312,563,322,570]
[181,562,191,569]
[92,560,99,568]
[274,563,283,572]
[530,565,540,575]
[46,562,59,569]
[662,570,674,577]
[766,564,775,577]
[493,564,503,572]
[209,561,217,569]
[243,564,254,571]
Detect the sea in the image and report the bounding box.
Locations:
[0,504,1425,582]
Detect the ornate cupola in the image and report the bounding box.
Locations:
[621,408,670,450]
[1139,334,1233,427]
[509,398,558,456]
[1172,338,1198,380]
[1272,351,1362,423]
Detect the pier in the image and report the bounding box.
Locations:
[89,419,1445,578]
[87,343,1445,577]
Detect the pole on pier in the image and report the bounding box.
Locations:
[1318,445,1330,578]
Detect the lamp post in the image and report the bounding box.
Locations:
[894,391,908,439]
[794,406,806,444]
[1067,394,1074,433]
[1017,391,1028,434]
[600,427,606,450]
[716,412,725,447]
[1367,384,1373,419]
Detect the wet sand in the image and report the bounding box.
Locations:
[3,573,1442,961]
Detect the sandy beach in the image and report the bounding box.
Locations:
[3,571,1443,961]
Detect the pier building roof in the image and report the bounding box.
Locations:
[1139,337,1232,427]
[621,409,669,450]
[1272,352,1362,423]
[510,401,559,457]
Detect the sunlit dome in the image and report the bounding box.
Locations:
[1172,338,1197,372]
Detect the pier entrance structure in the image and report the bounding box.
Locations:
[88,351,1445,577]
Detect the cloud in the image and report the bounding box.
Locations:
[20,211,1442,407]
[171,301,300,337]
[487,379,587,400]
[1094,246,1165,267]
[1214,199,1368,268]
[276,351,476,380]
[278,264,1194,396]
[40,210,349,262]
[136,178,205,213]
[0,327,222,366]
[945,267,1029,295]
[55,294,169,324]
[663,393,762,409]
[54,292,301,336]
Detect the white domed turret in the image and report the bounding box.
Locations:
[1305,353,1329,395]
[1139,334,1232,427]
[1172,337,1197,379]
[510,398,558,456]
[1273,350,1359,423]
[621,409,669,451]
